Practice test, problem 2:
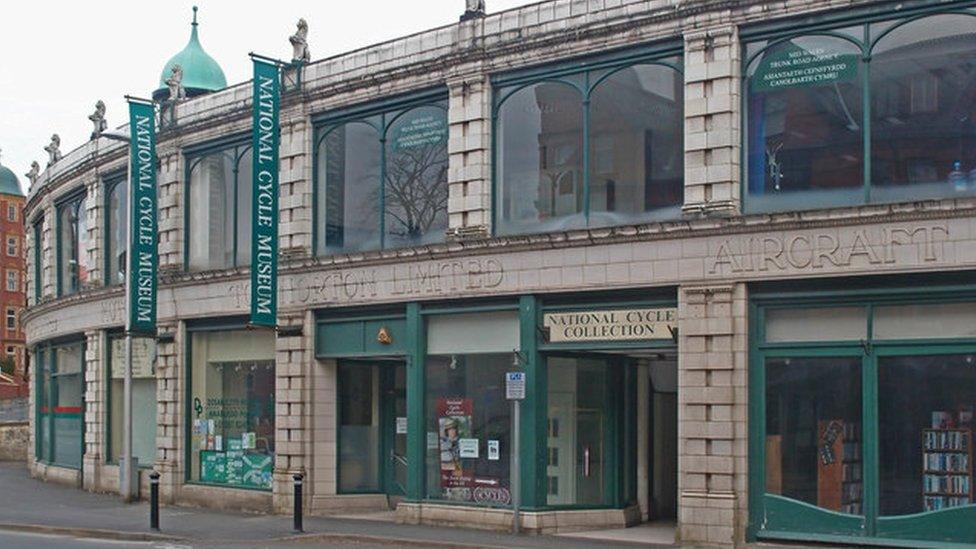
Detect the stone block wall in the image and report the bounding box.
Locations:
[447,74,492,237]
[683,25,740,218]
[82,330,104,491]
[157,152,183,270]
[278,119,313,256]
[0,421,28,461]
[155,320,181,502]
[677,283,748,545]
[272,312,314,513]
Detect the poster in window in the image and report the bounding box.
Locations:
[437,397,474,500]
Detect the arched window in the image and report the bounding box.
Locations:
[496,82,584,235]
[494,58,683,236]
[314,98,448,255]
[56,192,89,296]
[105,177,127,286]
[186,144,251,271]
[871,14,976,201]
[745,34,864,211]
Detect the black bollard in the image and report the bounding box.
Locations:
[293,473,304,533]
[149,471,160,531]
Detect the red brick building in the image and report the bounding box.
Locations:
[0,154,26,397]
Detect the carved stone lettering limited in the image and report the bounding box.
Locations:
[288,258,504,305]
[708,225,949,275]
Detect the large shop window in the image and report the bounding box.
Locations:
[495,56,683,235]
[188,328,275,489]
[107,336,157,466]
[56,193,89,296]
[424,311,518,506]
[745,10,976,213]
[753,298,976,545]
[104,177,127,286]
[186,144,253,271]
[315,99,448,255]
[34,341,84,469]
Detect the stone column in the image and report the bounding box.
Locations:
[40,201,55,299]
[272,312,313,513]
[83,178,102,288]
[82,330,104,491]
[446,74,492,239]
[683,25,741,218]
[155,321,181,503]
[279,118,312,257]
[157,152,183,271]
[677,283,748,545]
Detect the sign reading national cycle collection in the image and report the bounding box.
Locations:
[250,58,280,328]
[543,308,677,343]
[127,100,158,335]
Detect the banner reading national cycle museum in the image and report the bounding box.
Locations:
[250,57,280,328]
[127,99,158,335]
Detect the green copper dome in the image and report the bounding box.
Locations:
[0,155,24,198]
[153,6,227,101]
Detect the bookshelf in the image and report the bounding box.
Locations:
[817,420,863,514]
[922,428,972,511]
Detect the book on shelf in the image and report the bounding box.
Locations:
[817,419,862,513]
[922,427,973,511]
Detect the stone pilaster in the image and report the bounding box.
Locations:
[446,74,492,239]
[157,152,182,270]
[272,312,313,513]
[83,178,102,288]
[683,25,741,218]
[82,330,104,491]
[155,321,181,503]
[40,201,54,299]
[677,283,748,545]
[279,118,312,256]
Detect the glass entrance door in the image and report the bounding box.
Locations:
[546,355,611,506]
[338,360,406,497]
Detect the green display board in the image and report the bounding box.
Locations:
[200,447,273,489]
[200,451,227,484]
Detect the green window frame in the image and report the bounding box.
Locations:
[311,89,449,256]
[183,138,252,271]
[741,3,976,214]
[33,338,86,470]
[102,174,126,286]
[491,43,684,236]
[54,190,88,297]
[748,285,976,547]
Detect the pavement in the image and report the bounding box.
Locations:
[0,462,670,548]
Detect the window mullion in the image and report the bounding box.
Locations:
[861,23,872,205]
[582,95,591,226]
[233,153,240,268]
[379,121,387,250]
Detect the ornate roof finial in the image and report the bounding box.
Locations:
[89,100,107,140]
[290,18,310,64]
[25,162,40,188]
[192,5,198,26]
[44,134,62,167]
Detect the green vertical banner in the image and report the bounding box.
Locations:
[250,57,280,327]
[127,99,158,335]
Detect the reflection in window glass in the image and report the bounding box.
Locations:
[425,353,512,506]
[43,342,84,468]
[58,195,89,295]
[384,106,449,248]
[106,181,127,286]
[588,65,683,226]
[871,15,976,201]
[189,330,275,489]
[338,364,380,492]
[747,35,863,212]
[765,357,862,515]
[108,337,156,466]
[318,123,381,254]
[188,147,252,271]
[764,307,867,342]
[879,354,976,516]
[497,82,584,235]
[35,348,50,461]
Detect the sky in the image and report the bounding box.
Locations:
[0,0,537,190]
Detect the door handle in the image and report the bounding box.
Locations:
[583,445,590,477]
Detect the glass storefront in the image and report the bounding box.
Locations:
[752,295,976,545]
[34,340,84,469]
[338,361,406,494]
[424,311,518,506]
[188,328,275,489]
[107,336,157,466]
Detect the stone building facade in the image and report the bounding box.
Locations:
[23,1,976,546]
